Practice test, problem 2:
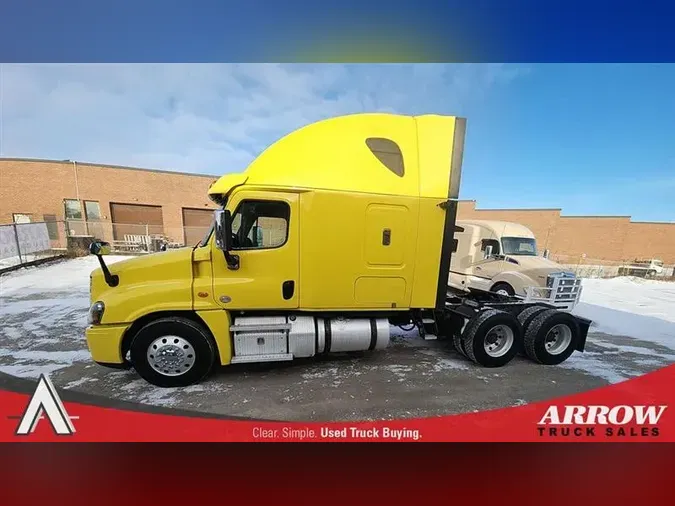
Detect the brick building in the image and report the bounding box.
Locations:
[0,158,219,248]
[1,158,673,263]
[457,201,675,264]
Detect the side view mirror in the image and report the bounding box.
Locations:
[483,245,493,259]
[214,209,240,270]
[89,241,118,287]
[89,241,111,256]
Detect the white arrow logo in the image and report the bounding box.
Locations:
[15,374,77,436]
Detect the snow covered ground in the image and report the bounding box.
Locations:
[557,276,675,383]
[0,258,673,419]
[572,277,675,349]
[0,256,129,378]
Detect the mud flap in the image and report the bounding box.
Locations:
[574,316,592,351]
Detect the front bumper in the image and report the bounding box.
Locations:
[85,324,129,366]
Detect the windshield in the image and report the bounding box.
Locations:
[501,237,538,256]
[199,222,215,247]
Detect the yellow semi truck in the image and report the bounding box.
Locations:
[85,113,591,387]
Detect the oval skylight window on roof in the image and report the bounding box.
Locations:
[366,138,405,177]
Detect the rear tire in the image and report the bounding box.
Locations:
[130,317,217,387]
[461,309,522,367]
[517,305,549,333]
[516,305,549,354]
[453,332,468,358]
[523,309,579,365]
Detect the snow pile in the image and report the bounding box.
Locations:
[572,277,675,351]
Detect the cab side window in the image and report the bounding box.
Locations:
[230,200,290,250]
[480,239,500,255]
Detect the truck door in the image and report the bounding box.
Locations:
[212,190,299,310]
[472,237,507,279]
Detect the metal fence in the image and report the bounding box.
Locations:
[0,219,213,271]
[550,253,675,280]
[0,221,70,271]
[1,218,285,270]
[4,219,674,281]
[64,220,212,253]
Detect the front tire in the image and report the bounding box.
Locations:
[523,309,579,365]
[129,317,216,387]
[461,309,522,367]
[491,282,515,297]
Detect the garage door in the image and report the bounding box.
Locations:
[110,203,164,240]
[182,208,214,246]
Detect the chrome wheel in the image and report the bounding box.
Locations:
[544,324,572,355]
[147,335,196,376]
[496,289,510,296]
[483,324,515,357]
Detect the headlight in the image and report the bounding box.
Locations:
[88,301,105,325]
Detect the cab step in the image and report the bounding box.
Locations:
[230,324,292,333]
[230,353,294,364]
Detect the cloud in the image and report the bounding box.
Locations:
[0,63,527,174]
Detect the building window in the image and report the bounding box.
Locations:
[84,201,102,221]
[366,138,405,177]
[230,200,290,250]
[64,199,83,220]
[43,214,59,240]
[12,213,32,224]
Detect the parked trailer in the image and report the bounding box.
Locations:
[85,113,592,387]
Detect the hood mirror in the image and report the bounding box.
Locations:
[89,240,118,287]
[89,241,111,256]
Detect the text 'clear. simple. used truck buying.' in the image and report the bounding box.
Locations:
[85,113,592,387]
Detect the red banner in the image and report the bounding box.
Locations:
[1,364,673,442]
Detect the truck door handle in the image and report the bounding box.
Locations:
[282,280,295,300]
[382,229,391,246]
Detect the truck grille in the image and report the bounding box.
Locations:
[546,275,582,302]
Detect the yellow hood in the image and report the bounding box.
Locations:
[89,248,195,323]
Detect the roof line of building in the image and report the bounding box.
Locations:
[0,157,219,179]
[559,215,633,219]
[627,220,675,225]
[468,205,673,224]
[474,207,563,211]
[559,215,673,224]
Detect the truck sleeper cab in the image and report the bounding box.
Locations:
[85,113,591,387]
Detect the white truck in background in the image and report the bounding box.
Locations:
[618,258,665,278]
[448,220,582,311]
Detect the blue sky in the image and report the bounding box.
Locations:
[1,63,673,222]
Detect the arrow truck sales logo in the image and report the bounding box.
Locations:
[13,374,77,436]
[537,405,668,438]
